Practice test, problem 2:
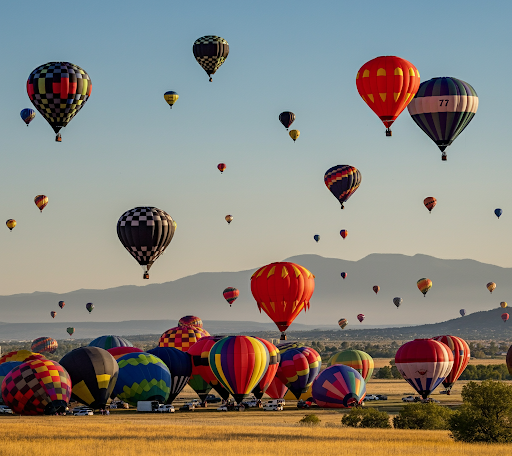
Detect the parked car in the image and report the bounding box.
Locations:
[73,409,93,416]
[205,394,222,403]
[438,390,448,395]
[179,404,195,411]
[402,396,420,402]
[263,404,283,411]
[217,405,228,412]
[157,404,175,413]
[364,395,379,401]
[297,400,310,409]
[375,395,388,400]
[0,405,13,414]
[241,399,261,408]
[421,398,440,404]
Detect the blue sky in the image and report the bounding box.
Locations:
[0,0,511,300]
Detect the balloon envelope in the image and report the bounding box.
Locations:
[265,376,288,399]
[487,282,496,293]
[314,235,320,243]
[67,327,75,336]
[423,197,436,212]
[86,303,94,313]
[279,112,295,129]
[289,130,300,142]
[502,313,509,322]
[31,337,58,354]
[34,195,48,212]
[328,350,374,383]
[501,302,508,309]
[159,325,210,352]
[50,311,57,319]
[193,36,229,81]
[89,335,133,350]
[164,91,178,108]
[58,301,65,309]
[338,318,348,329]
[0,361,22,387]
[431,335,470,391]
[393,297,403,308]
[223,287,239,306]
[6,219,16,231]
[0,350,45,365]
[417,278,432,296]
[217,163,226,173]
[20,108,35,125]
[178,316,203,328]
[373,286,380,295]
[495,208,503,219]
[324,165,361,209]
[357,314,365,323]
[252,338,279,399]
[340,272,347,279]
[312,365,366,408]
[107,347,143,360]
[460,309,466,317]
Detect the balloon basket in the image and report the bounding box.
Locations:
[442,155,447,161]
[143,273,149,280]
[280,332,287,341]
[385,129,392,137]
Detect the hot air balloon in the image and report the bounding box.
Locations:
[312,365,366,408]
[209,336,269,403]
[107,347,143,360]
[502,313,509,323]
[86,303,94,313]
[357,314,365,323]
[0,350,45,365]
[50,311,57,319]
[424,197,437,213]
[117,207,176,280]
[507,345,512,376]
[20,108,35,126]
[112,353,171,406]
[217,163,226,173]
[193,36,229,82]
[265,376,288,399]
[59,347,119,409]
[314,234,320,243]
[0,362,22,388]
[187,335,231,400]
[395,339,454,399]
[89,335,133,350]
[373,286,380,295]
[252,338,279,400]
[431,335,470,394]
[6,219,16,231]
[338,318,348,329]
[147,347,192,404]
[501,302,508,309]
[188,374,212,403]
[251,262,315,340]
[66,327,75,337]
[393,297,403,308]
[495,209,503,219]
[279,112,295,130]
[2,358,71,415]
[460,309,466,317]
[487,282,496,293]
[324,165,361,209]
[31,337,58,354]
[328,350,374,383]
[58,301,65,309]
[159,325,209,352]
[276,346,321,400]
[340,272,347,279]
[163,91,178,108]
[27,62,91,141]
[356,56,420,136]
[222,287,239,307]
[289,130,300,142]
[178,316,203,328]
[225,215,233,224]
[276,341,305,354]
[340,230,348,239]
[417,278,432,297]
[407,77,478,160]
[34,195,48,212]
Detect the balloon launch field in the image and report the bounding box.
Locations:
[0,409,510,456]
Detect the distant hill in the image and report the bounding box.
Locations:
[0,253,510,331]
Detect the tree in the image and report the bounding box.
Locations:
[342,407,391,428]
[393,403,454,430]
[449,380,512,443]
[375,366,393,379]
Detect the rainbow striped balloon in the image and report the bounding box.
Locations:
[312,364,366,408]
[328,350,374,383]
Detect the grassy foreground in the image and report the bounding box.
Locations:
[1,413,510,456]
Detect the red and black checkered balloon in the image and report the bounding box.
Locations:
[159,325,210,352]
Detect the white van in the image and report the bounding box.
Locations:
[266,399,285,407]
[263,404,283,411]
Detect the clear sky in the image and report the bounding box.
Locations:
[0,0,510,299]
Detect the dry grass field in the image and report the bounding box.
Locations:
[372,357,507,368]
[1,412,511,456]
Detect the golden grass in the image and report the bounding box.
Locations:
[373,357,506,368]
[0,413,510,456]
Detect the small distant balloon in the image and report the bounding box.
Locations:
[223,287,239,307]
[340,272,347,279]
[357,314,364,323]
[163,91,179,108]
[217,163,226,173]
[20,108,36,126]
[6,219,16,231]
[51,311,57,319]
[324,165,362,209]
[500,302,508,309]
[417,278,432,297]
[86,303,94,313]
[373,286,380,295]
[279,112,295,130]
[502,313,509,323]
[289,130,300,142]
[225,215,233,224]
[487,282,496,293]
[66,327,75,337]
[495,209,503,219]
[34,195,48,212]
[423,197,436,213]
[340,230,348,239]
[338,318,348,329]
[460,309,466,317]
[393,297,402,308]
[193,35,229,82]
[58,301,65,309]
[314,235,320,243]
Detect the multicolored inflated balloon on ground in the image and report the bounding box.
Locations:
[34,195,48,212]
[395,339,453,399]
[324,165,361,209]
[163,91,178,108]
[20,108,35,126]
[338,318,348,329]
[178,316,203,328]
[86,303,94,313]
[159,325,209,352]
[6,219,16,231]
[417,278,432,297]
[486,282,496,293]
[328,350,374,383]
[89,335,133,350]
[31,337,58,354]
[112,352,171,405]
[0,362,22,387]
[356,56,420,136]
[495,209,503,219]
[407,77,478,160]
[0,350,45,365]
[107,347,143,360]
[431,335,470,394]
[27,62,91,141]
[223,287,239,307]
[279,112,295,130]
[393,297,403,308]
[209,336,269,403]
[265,376,288,399]
[117,207,176,280]
[2,359,71,415]
[423,197,436,213]
[251,262,315,340]
[252,338,279,399]
[147,346,192,403]
[193,36,229,82]
[312,364,366,408]
[59,347,119,409]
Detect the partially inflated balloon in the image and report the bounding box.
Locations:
[328,350,374,383]
[34,195,48,212]
[117,207,176,279]
[86,303,94,313]
[357,314,364,323]
[289,130,300,142]
[217,163,226,173]
[20,108,35,126]
[487,282,496,293]
[324,165,361,209]
[340,272,347,279]
[6,219,16,231]
[356,56,420,136]
[31,337,58,354]
[338,318,348,329]
[164,91,178,108]
[502,313,509,323]
[314,234,320,243]
[424,197,436,213]
[431,335,470,393]
[279,112,295,130]
[27,62,91,141]
[223,287,239,307]
[417,278,432,297]
[393,297,403,308]
[193,36,229,82]
[407,77,478,160]
[495,209,503,219]
[312,365,366,408]
[395,339,453,399]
